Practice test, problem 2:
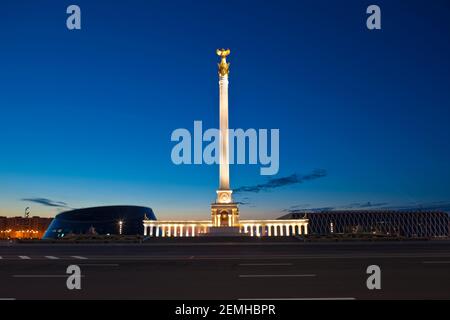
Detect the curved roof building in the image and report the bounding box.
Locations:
[43,205,156,239]
[281,210,449,238]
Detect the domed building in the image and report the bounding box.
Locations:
[43,205,156,239]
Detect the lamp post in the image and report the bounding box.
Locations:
[118,220,123,235]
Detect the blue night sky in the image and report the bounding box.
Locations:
[1,0,450,219]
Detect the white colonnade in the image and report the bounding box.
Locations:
[143,221,211,238]
[239,220,308,237]
[143,219,308,238]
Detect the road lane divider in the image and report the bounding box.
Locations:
[71,256,88,260]
[77,263,119,267]
[239,274,316,278]
[239,297,355,300]
[238,263,293,266]
[13,275,86,278]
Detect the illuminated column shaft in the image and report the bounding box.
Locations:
[219,75,230,190]
[211,49,238,226]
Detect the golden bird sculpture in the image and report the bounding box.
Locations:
[216,48,230,58]
[217,48,231,77]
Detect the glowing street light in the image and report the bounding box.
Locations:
[118,220,123,235]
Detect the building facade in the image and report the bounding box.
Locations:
[143,219,308,238]
[44,205,156,239]
[0,216,53,239]
[281,210,450,238]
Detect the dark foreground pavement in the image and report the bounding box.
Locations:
[0,240,449,299]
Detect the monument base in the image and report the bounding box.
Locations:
[211,202,240,227]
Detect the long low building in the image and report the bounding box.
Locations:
[143,219,308,238]
[0,216,53,239]
[280,210,450,238]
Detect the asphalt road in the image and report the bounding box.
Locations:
[0,240,449,300]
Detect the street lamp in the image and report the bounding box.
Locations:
[118,220,123,235]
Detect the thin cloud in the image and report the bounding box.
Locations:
[282,204,311,212]
[344,202,389,209]
[234,169,327,194]
[235,196,251,206]
[285,206,336,213]
[382,201,450,212]
[21,198,70,209]
[236,201,251,206]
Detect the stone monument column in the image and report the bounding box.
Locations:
[211,49,239,229]
[219,74,230,191]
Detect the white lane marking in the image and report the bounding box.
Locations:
[423,261,450,264]
[239,263,293,266]
[45,256,59,260]
[239,274,316,278]
[4,253,444,262]
[71,256,88,260]
[13,275,85,278]
[47,254,450,262]
[77,264,119,267]
[239,297,355,300]
[0,298,16,300]
[0,256,2,259]
[18,256,31,260]
[85,253,450,261]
